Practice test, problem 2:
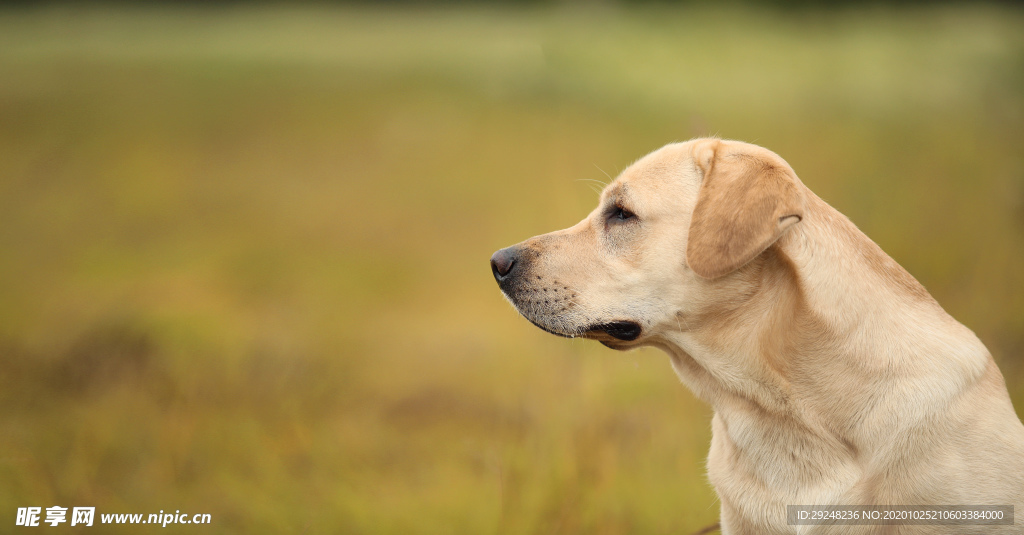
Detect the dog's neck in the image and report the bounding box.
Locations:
[658,191,991,448]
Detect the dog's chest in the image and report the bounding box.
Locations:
[706,411,861,532]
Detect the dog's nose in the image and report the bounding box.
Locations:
[490,247,517,282]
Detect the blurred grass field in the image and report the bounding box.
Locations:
[1,3,1023,533]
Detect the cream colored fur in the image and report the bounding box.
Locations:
[494,138,1024,534]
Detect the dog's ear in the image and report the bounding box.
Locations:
[686,139,806,279]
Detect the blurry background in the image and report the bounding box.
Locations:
[1,1,1022,533]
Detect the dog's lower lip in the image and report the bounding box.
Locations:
[588,321,642,341]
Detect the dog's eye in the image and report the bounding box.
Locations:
[609,206,636,223]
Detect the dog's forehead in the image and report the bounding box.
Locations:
[603,142,696,204]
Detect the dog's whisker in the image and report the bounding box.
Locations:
[575,178,609,186]
[576,177,610,197]
[592,164,614,184]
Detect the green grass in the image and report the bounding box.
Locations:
[0,4,1022,533]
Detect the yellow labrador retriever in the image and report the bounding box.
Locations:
[490,138,1024,534]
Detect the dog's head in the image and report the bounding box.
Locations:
[490,138,807,349]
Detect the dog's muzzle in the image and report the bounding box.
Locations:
[490,245,643,343]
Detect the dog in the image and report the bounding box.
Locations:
[489,138,1024,534]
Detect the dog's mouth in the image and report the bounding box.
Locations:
[524,318,642,343]
[583,321,643,341]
